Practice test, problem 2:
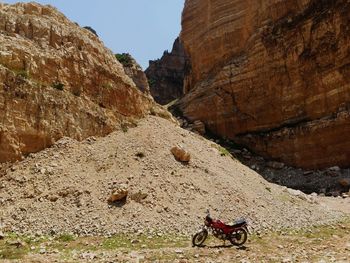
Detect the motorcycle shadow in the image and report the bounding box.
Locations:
[197,244,249,250]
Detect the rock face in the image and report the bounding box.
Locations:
[146,38,188,105]
[116,53,150,95]
[0,3,155,163]
[178,0,350,169]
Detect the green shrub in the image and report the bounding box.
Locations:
[115,53,133,67]
[17,70,29,79]
[121,123,128,133]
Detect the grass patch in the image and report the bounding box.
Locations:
[101,234,188,251]
[56,233,75,242]
[211,144,232,157]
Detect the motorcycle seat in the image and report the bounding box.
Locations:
[228,218,246,227]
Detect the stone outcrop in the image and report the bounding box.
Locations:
[0,2,155,162]
[146,38,188,105]
[178,0,350,169]
[116,53,150,95]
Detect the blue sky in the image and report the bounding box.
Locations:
[2,0,185,69]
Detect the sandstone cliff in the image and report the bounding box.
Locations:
[146,38,188,105]
[178,0,350,169]
[0,2,155,163]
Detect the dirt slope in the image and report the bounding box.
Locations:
[0,116,343,236]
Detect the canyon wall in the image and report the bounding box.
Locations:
[146,38,188,105]
[0,3,155,162]
[178,0,350,169]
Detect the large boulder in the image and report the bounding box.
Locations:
[178,0,350,169]
[171,146,191,163]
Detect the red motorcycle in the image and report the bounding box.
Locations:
[192,210,248,247]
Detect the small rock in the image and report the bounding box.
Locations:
[267,161,285,169]
[108,184,128,202]
[175,249,183,254]
[0,231,4,239]
[47,195,59,202]
[328,166,341,172]
[192,120,206,135]
[80,252,97,260]
[303,170,313,175]
[326,166,341,177]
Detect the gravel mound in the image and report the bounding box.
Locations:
[0,117,344,236]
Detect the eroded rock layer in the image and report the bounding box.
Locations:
[0,3,154,162]
[146,38,188,105]
[179,0,350,169]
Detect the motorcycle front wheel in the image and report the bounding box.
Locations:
[192,229,208,247]
[229,228,248,246]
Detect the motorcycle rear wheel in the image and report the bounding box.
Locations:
[229,228,247,246]
[192,229,208,247]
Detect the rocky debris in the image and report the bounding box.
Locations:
[171,146,191,163]
[221,141,350,195]
[327,166,342,177]
[145,37,188,105]
[178,0,350,170]
[189,120,206,135]
[0,2,155,163]
[173,116,206,135]
[108,184,128,203]
[115,53,150,95]
[0,116,344,236]
[0,231,4,239]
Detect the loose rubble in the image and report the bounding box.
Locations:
[0,116,344,237]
